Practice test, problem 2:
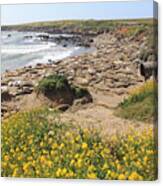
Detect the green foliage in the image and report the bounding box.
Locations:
[36,74,69,95]
[120,90,154,108]
[115,81,157,122]
[36,74,90,101]
[123,26,147,37]
[2,19,154,32]
[117,96,156,122]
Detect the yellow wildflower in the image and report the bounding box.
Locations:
[47,160,53,168]
[4,155,9,161]
[82,142,88,149]
[23,162,30,173]
[76,159,82,168]
[56,168,62,177]
[128,172,143,180]
[52,143,58,149]
[40,141,44,147]
[87,172,97,179]
[70,159,75,166]
[60,143,65,149]
[40,155,46,163]
[118,174,126,180]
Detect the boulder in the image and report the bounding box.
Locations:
[16,87,33,96]
[56,104,70,111]
[75,77,90,86]
[24,35,33,39]
[140,61,157,81]
[114,89,126,95]
[37,34,49,41]
[1,89,12,102]
[21,81,34,87]
[88,68,96,75]
[1,105,8,113]
[73,96,93,106]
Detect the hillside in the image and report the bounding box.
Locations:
[2,19,156,34]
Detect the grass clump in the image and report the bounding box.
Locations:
[115,80,157,122]
[36,74,69,95]
[2,108,157,180]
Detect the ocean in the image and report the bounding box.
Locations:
[1,31,93,73]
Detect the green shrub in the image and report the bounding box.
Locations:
[36,74,69,95]
[115,81,157,122]
[36,74,91,101]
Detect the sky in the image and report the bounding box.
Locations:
[1,0,155,25]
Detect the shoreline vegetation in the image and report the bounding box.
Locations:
[1,18,155,31]
[1,19,158,180]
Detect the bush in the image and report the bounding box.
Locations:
[2,108,157,180]
[115,80,157,122]
[36,74,69,95]
[36,74,90,99]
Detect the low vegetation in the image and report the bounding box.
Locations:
[2,19,154,33]
[36,74,69,95]
[2,108,157,180]
[115,80,157,122]
[36,74,91,101]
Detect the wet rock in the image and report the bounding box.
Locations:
[48,59,55,64]
[24,35,33,39]
[37,34,49,41]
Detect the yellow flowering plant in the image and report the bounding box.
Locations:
[1,108,157,180]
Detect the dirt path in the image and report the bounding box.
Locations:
[60,89,152,137]
[4,84,152,137]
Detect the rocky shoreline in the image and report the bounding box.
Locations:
[1,26,155,119]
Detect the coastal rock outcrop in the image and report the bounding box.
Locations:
[1,26,157,118]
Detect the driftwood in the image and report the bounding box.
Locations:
[140,61,158,81]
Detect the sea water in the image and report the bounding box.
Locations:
[1,31,93,73]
